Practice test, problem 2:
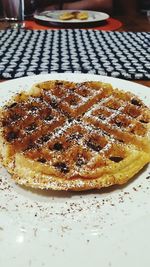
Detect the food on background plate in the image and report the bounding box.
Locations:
[59,11,89,20]
[0,80,150,191]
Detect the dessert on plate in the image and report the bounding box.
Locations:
[0,80,150,191]
[59,11,89,20]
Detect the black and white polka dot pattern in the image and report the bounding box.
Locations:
[0,29,149,79]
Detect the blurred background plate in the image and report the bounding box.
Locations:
[34,9,110,26]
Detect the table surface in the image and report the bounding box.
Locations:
[0,13,150,87]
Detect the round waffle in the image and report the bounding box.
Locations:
[0,80,150,191]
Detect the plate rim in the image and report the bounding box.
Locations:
[0,72,149,89]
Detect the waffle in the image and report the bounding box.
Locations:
[59,11,89,20]
[0,80,150,191]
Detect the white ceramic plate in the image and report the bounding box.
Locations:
[34,10,109,25]
[0,73,150,267]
